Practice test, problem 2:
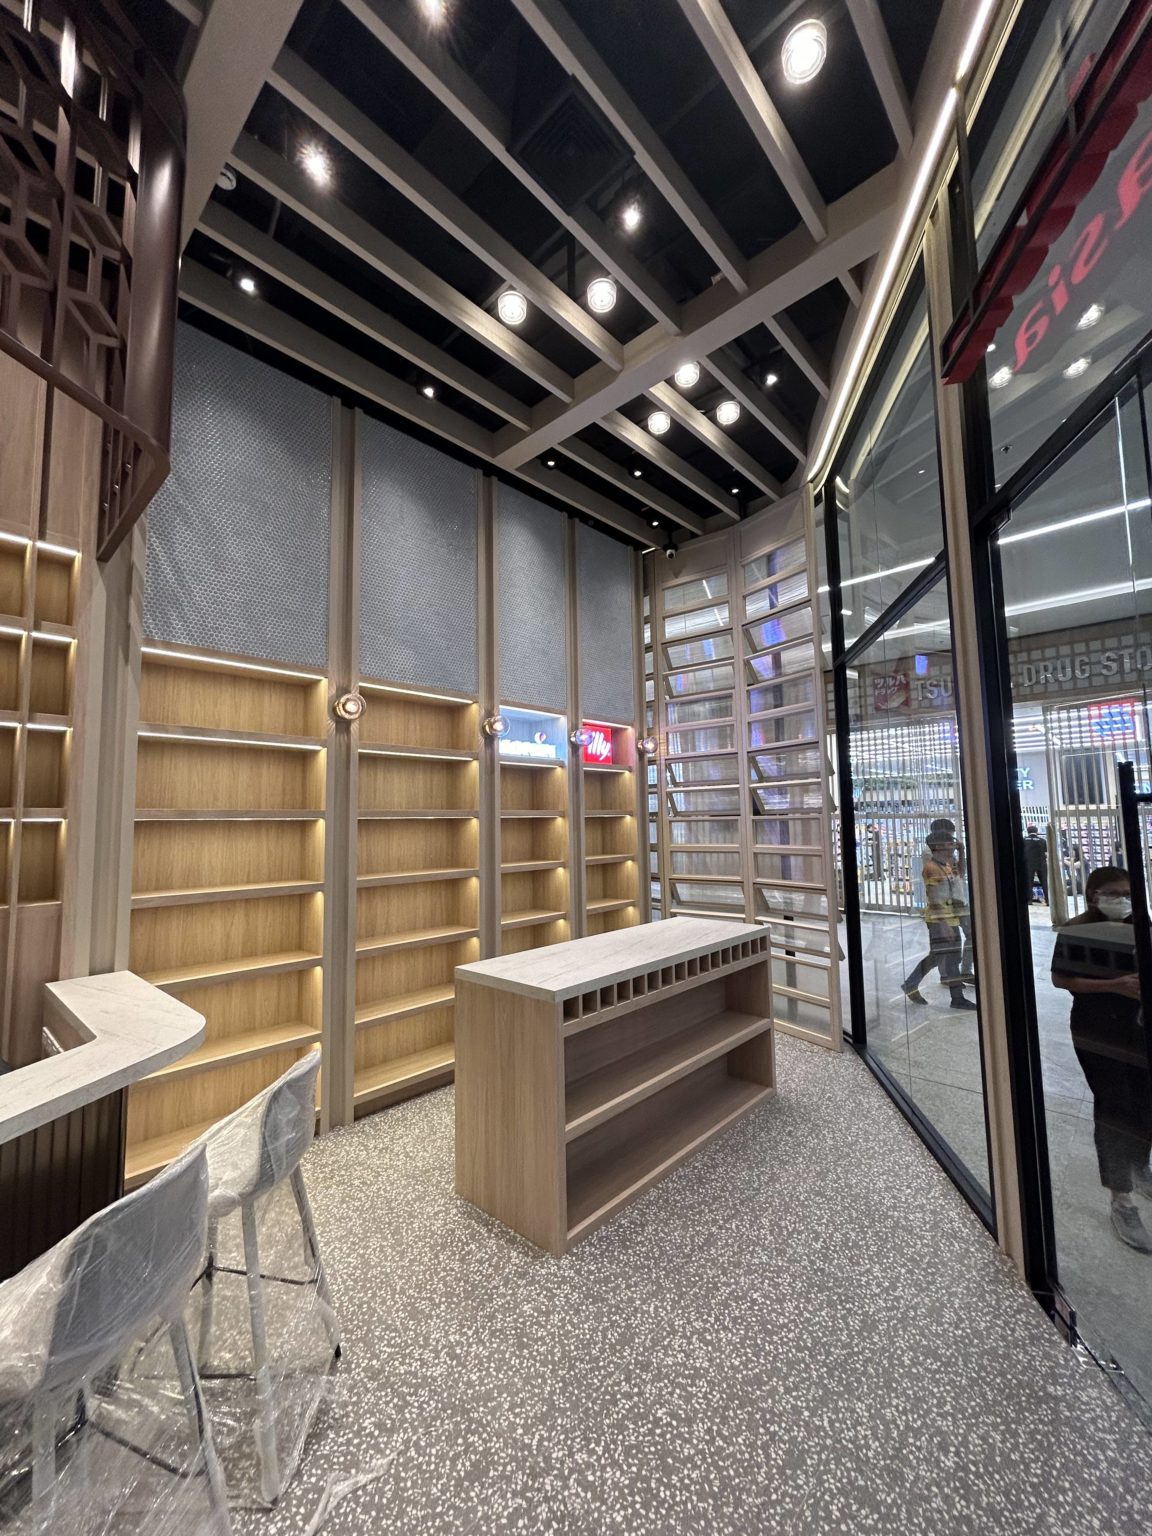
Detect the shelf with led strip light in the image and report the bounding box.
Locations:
[498,712,571,959]
[353,683,480,1114]
[125,645,329,1187]
[579,723,641,937]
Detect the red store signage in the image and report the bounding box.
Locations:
[581,724,614,766]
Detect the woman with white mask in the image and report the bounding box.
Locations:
[1052,866,1151,1253]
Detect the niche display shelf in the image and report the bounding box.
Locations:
[455,917,773,1254]
[125,647,328,1187]
[498,710,570,957]
[354,684,480,1114]
[580,722,640,937]
[0,536,79,1074]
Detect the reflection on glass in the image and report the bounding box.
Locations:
[845,581,990,1190]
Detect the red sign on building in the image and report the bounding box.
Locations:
[581,724,614,765]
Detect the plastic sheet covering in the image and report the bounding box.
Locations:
[185,1051,339,1508]
[0,1148,227,1535]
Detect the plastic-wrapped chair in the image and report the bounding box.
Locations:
[0,1145,231,1535]
[195,1051,339,1504]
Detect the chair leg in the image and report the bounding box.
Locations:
[169,1318,233,1536]
[198,1216,219,1373]
[30,1393,56,1512]
[241,1201,282,1504]
[289,1165,341,1356]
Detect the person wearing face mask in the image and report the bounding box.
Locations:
[1051,866,1152,1253]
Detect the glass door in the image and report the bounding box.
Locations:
[994,374,1152,1407]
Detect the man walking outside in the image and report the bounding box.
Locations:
[1023,824,1049,905]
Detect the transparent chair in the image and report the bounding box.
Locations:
[0,1145,231,1534]
[194,1051,339,1504]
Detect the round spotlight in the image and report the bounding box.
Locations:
[647,410,671,437]
[570,725,594,748]
[333,692,366,722]
[673,361,700,390]
[989,365,1013,390]
[764,372,779,387]
[621,201,642,233]
[651,518,661,528]
[482,714,510,739]
[417,0,447,23]
[632,468,643,479]
[497,288,528,327]
[638,736,659,756]
[1076,303,1104,331]
[587,276,618,314]
[216,165,237,192]
[300,144,331,186]
[545,457,557,468]
[1063,355,1091,380]
[782,18,828,84]
[237,274,257,296]
[715,399,741,427]
[422,383,436,399]
[986,343,996,354]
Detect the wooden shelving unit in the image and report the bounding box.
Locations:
[125,648,328,1187]
[580,723,640,937]
[498,750,570,957]
[455,917,773,1254]
[353,685,480,1114]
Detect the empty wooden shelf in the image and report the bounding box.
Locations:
[455,916,773,1254]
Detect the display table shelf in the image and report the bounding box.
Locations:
[455,917,773,1254]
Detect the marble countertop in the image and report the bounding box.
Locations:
[457,917,764,1002]
[0,971,204,1145]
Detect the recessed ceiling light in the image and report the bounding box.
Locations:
[422,383,436,399]
[647,410,671,437]
[216,166,237,192]
[989,365,1013,390]
[716,399,741,427]
[237,274,257,295]
[587,276,617,314]
[300,144,331,186]
[731,486,740,495]
[651,518,660,528]
[1063,355,1091,379]
[764,372,779,387]
[918,468,926,476]
[497,288,528,327]
[1076,303,1104,331]
[986,342,996,354]
[673,361,700,389]
[621,200,642,233]
[781,18,827,85]
[632,468,644,479]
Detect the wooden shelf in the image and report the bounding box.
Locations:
[587,897,636,915]
[139,721,323,749]
[500,810,565,820]
[565,1011,769,1140]
[585,854,635,866]
[357,866,478,887]
[566,1075,772,1242]
[501,859,565,874]
[584,765,630,774]
[360,744,477,761]
[354,1044,455,1103]
[356,925,478,957]
[28,712,70,730]
[355,986,456,1029]
[500,907,567,931]
[135,809,323,821]
[584,811,633,818]
[125,1118,218,1190]
[144,950,323,991]
[151,1024,320,1080]
[132,880,324,909]
[500,758,565,771]
[358,808,478,820]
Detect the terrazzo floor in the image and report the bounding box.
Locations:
[238,1036,1152,1536]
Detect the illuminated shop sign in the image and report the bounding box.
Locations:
[580,724,614,766]
[1088,699,1138,739]
[943,2,1152,384]
[497,706,568,764]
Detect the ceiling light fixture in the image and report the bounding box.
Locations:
[647,410,671,436]
[632,468,643,478]
[300,144,331,186]
[586,276,617,314]
[651,519,661,528]
[545,457,557,468]
[417,0,447,24]
[716,399,741,427]
[216,166,237,192]
[422,383,436,399]
[497,288,528,327]
[781,18,828,85]
[673,361,700,389]
[1077,303,1105,331]
[621,201,642,233]
[237,274,257,296]
[764,372,779,387]
[986,343,996,353]
[1063,355,1091,379]
[989,365,1013,390]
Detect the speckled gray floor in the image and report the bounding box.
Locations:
[235,1037,1152,1535]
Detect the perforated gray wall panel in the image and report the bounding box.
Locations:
[360,419,478,692]
[577,523,636,724]
[496,486,568,710]
[143,324,331,668]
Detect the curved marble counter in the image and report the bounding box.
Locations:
[0,971,204,1146]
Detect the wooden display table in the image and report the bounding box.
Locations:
[455,918,773,1254]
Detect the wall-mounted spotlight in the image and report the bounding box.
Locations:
[482,714,510,739]
[497,288,528,326]
[570,725,594,748]
[586,276,617,314]
[715,399,741,427]
[673,361,700,390]
[334,692,366,722]
[638,736,659,756]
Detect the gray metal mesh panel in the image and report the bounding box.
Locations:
[359,419,478,692]
[577,523,636,723]
[496,485,568,710]
[143,324,331,668]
